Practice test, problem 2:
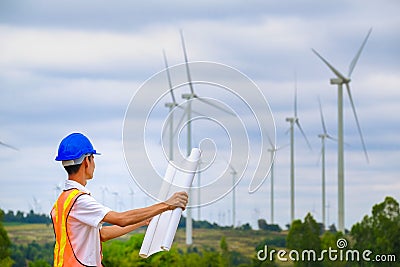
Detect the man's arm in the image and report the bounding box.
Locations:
[102,191,188,227]
[100,220,149,242]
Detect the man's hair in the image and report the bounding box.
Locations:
[64,164,82,175]
[64,155,92,175]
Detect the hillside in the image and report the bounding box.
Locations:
[5,223,286,259]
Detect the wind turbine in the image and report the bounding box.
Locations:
[312,28,371,232]
[317,97,336,229]
[179,29,235,245]
[285,78,312,223]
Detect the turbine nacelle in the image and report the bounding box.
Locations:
[318,133,328,139]
[285,117,297,123]
[182,93,197,100]
[165,102,177,108]
[330,78,351,85]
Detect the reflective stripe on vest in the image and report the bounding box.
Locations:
[51,188,88,267]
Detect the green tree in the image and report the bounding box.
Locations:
[102,234,153,267]
[351,196,400,266]
[286,213,322,267]
[220,236,229,266]
[320,231,347,267]
[0,209,13,267]
[28,259,51,267]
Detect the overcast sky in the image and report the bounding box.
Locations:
[0,0,399,230]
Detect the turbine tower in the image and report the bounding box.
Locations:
[267,145,276,224]
[285,78,312,223]
[267,136,285,225]
[317,97,336,228]
[228,164,237,227]
[180,29,195,245]
[312,28,371,232]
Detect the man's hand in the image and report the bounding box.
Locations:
[165,191,189,210]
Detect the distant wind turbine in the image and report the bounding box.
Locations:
[317,97,336,229]
[312,28,371,232]
[286,78,312,223]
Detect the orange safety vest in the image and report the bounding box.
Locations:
[51,188,103,267]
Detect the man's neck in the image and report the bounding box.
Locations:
[68,174,87,187]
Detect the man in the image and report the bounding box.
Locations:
[51,132,188,266]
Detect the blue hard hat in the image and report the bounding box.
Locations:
[55,133,100,161]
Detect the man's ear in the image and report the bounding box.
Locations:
[83,156,89,167]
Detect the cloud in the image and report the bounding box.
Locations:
[0,0,399,230]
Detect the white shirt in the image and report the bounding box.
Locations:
[64,180,112,267]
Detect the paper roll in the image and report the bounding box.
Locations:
[139,148,201,258]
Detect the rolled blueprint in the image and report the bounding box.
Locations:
[139,148,201,258]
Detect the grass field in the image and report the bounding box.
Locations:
[4,223,54,245]
[5,223,291,266]
[4,223,286,251]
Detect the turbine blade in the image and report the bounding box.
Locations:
[311,48,347,80]
[180,29,195,95]
[276,143,289,151]
[0,141,18,151]
[345,83,369,162]
[326,135,338,142]
[176,105,205,117]
[196,97,235,116]
[296,121,312,150]
[348,28,372,77]
[162,49,176,104]
[318,97,328,135]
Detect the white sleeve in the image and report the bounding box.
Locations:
[70,194,112,228]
